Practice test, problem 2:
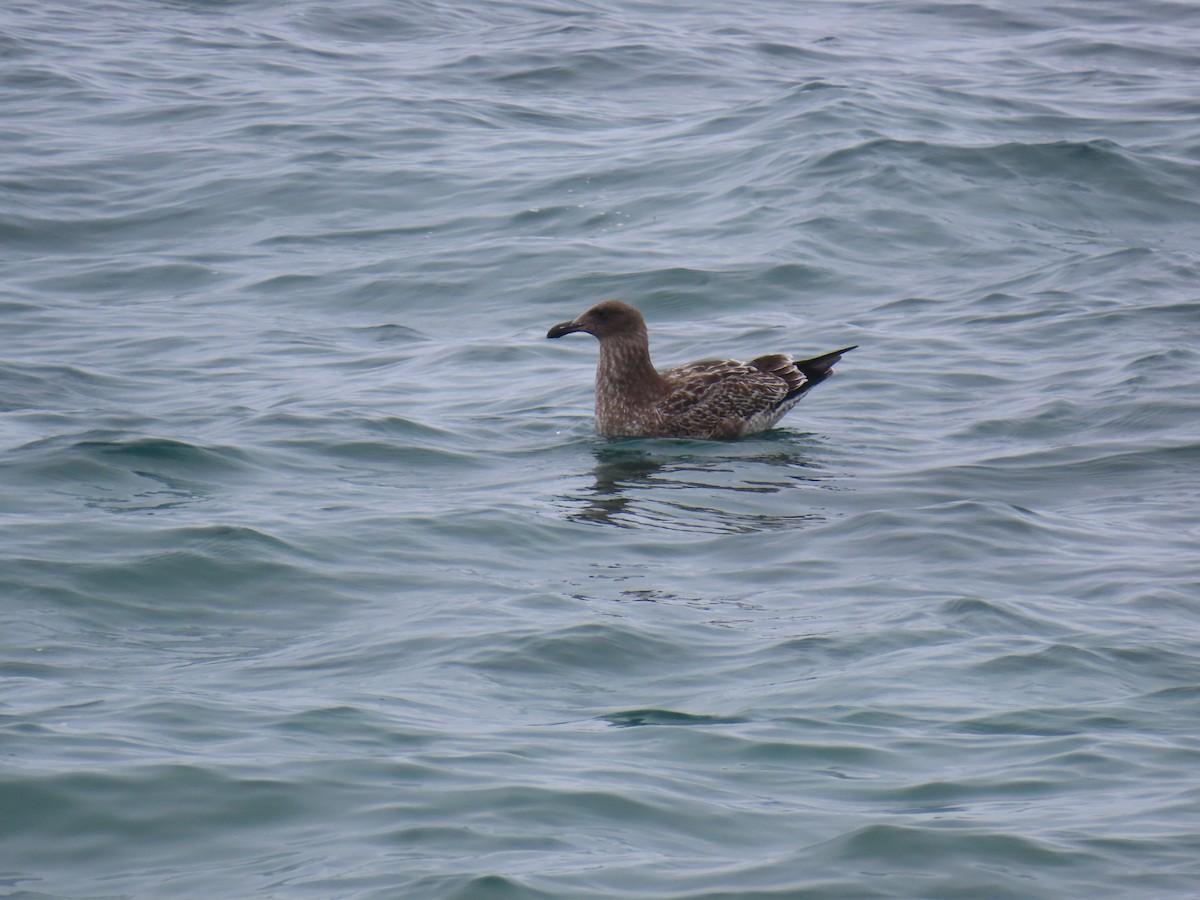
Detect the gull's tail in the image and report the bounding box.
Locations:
[796,345,857,386]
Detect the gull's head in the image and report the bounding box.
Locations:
[546,300,646,341]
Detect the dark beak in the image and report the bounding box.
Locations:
[547,319,583,339]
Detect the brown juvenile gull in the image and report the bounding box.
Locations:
[546,300,856,440]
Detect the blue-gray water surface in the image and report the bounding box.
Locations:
[3,1,1200,897]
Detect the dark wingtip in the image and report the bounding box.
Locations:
[796,345,857,382]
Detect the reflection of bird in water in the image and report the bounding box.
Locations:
[565,441,832,533]
[547,300,855,440]
[571,446,663,527]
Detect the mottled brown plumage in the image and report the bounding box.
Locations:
[546,300,854,439]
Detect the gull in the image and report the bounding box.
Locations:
[547,300,855,439]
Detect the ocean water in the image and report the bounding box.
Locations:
[3,0,1200,896]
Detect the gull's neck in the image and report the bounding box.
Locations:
[594,330,666,432]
